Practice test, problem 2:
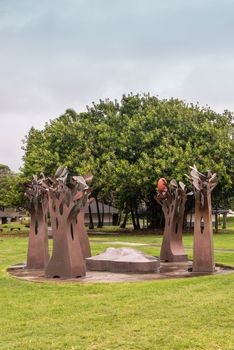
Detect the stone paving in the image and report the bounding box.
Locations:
[7,260,234,284]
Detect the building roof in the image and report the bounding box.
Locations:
[0,209,21,218]
[84,201,119,214]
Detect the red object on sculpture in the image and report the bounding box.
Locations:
[157,178,167,192]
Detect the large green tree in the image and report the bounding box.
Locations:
[21,94,234,228]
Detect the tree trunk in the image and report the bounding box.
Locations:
[130,200,137,230]
[120,211,129,228]
[95,198,102,228]
[135,204,141,230]
[117,211,122,226]
[222,213,227,229]
[101,201,104,226]
[88,205,94,229]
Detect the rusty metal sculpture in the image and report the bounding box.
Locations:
[188,165,217,272]
[25,174,49,269]
[72,174,92,259]
[155,179,188,262]
[43,167,91,279]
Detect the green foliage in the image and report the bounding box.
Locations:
[0,164,11,174]
[0,164,27,209]
[0,165,15,208]
[21,94,234,223]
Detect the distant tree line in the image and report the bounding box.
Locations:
[2,94,234,228]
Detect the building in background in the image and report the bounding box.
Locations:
[84,202,119,226]
[185,208,229,230]
[0,209,21,224]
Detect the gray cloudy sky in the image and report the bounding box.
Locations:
[1,0,234,171]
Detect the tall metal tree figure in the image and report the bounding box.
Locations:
[73,174,93,259]
[43,167,91,279]
[188,165,217,272]
[25,174,49,269]
[155,179,188,262]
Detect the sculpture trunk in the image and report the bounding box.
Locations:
[193,192,215,272]
[76,207,91,258]
[45,192,86,279]
[27,202,49,269]
[160,195,187,262]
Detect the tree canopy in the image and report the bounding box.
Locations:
[14,94,234,227]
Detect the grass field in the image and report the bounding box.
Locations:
[0,233,234,350]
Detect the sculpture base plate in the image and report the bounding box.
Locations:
[161,254,188,263]
[7,261,234,284]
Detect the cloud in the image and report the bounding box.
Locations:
[0,0,234,171]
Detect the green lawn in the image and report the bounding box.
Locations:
[90,232,234,248]
[0,235,234,350]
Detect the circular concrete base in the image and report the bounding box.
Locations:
[7,261,234,284]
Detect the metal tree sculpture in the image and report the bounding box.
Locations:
[43,167,91,279]
[155,179,188,262]
[25,174,49,269]
[73,175,93,259]
[188,165,217,272]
